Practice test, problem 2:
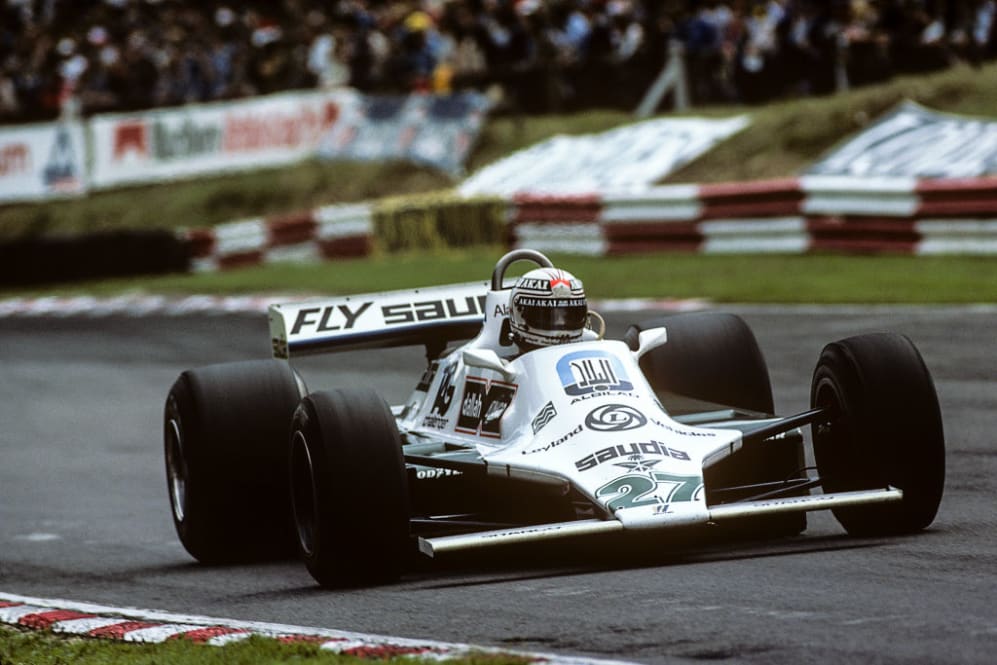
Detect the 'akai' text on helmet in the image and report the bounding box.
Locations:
[508,268,587,348]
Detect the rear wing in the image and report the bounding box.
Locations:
[268,282,492,358]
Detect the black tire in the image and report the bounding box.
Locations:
[289,389,411,588]
[164,360,305,563]
[811,333,945,535]
[624,311,774,415]
[626,312,805,536]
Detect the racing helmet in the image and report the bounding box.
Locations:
[508,267,588,349]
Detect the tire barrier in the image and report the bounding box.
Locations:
[186,203,373,272]
[5,176,995,287]
[510,176,997,256]
[0,229,188,287]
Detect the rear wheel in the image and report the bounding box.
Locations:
[164,360,306,563]
[811,333,945,535]
[290,388,411,587]
[626,312,805,536]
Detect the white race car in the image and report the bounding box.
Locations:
[163,249,945,587]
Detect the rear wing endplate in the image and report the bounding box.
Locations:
[269,282,491,358]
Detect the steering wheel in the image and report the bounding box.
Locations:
[490,249,554,290]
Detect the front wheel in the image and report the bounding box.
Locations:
[626,311,805,537]
[811,333,945,535]
[290,389,411,588]
[164,360,306,563]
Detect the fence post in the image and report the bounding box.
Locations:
[635,40,690,118]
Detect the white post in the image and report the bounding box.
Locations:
[635,40,690,118]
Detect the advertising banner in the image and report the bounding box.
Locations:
[808,101,997,178]
[458,115,749,196]
[89,90,358,189]
[317,92,491,176]
[0,122,87,203]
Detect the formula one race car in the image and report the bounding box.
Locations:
[163,249,945,587]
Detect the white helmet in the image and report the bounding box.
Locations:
[508,267,587,349]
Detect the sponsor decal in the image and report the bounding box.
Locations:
[223,102,338,152]
[521,424,582,455]
[108,106,336,165]
[531,401,557,434]
[152,119,222,160]
[271,337,288,359]
[319,92,491,176]
[569,390,634,405]
[557,350,633,397]
[382,295,486,325]
[416,361,438,392]
[289,302,373,335]
[597,471,704,512]
[112,122,148,160]
[43,126,82,191]
[585,404,646,432]
[289,295,486,337]
[455,376,516,438]
[493,304,510,318]
[514,297,586,308]
[516,278,551,292]
[649,415,719,438]
[0,143,30,177]
[514,273,583,295]
[480,523,576,540]
[415,467,463,480]
[575,440,690,472]
[421,361,457,430]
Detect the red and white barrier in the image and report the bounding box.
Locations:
[181,175,997,271]
[509,176,997,256]
[188,202,372,272]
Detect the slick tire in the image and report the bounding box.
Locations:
[289,389,411,588]
[624,311,774,414]
[625,311,805,537]
[164,360,306,563]
[811,333,945,535]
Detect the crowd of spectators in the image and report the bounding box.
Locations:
[2,0,997,124]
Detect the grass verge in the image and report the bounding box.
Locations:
[0,624,529,665]
[7,249,994,304]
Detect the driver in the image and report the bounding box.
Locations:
[508,267,588,351]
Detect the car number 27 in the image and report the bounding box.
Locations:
[596,472,703,512]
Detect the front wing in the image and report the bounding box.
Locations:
[418,487,903,556]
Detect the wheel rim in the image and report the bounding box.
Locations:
[290,430,319,557]
[813,375,858,493]
[165,417,188,523]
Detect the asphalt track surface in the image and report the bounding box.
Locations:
[2,305,996,664]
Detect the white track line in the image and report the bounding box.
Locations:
[0,592,637,665]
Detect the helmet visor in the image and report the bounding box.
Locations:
[516,297,588,332]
